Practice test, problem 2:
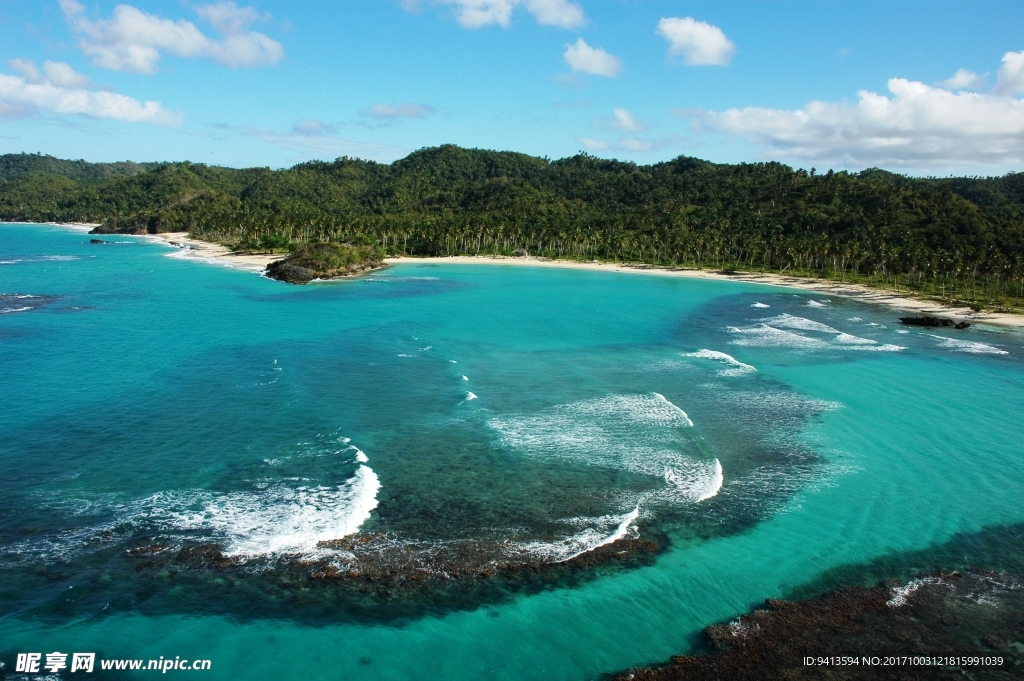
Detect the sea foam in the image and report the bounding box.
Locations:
[168,465,381,558]
[664,458,723,502]
[761,313,839,334]
[513,507,640,563]
[685,349,757,376]
[928,334,1009,355]
[727,324,830,348]
[489,393,720,504]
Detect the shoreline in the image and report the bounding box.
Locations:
[15,222,1018,329]
[385,255,1024,329]
[140,232,284,272]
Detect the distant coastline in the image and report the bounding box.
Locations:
[93,226,1024,329]
[9,222,1022,328]
[385,255,1024,329]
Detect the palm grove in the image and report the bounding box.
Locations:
[2,146,1023,308]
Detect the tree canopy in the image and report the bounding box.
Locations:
[2,146,1023,308]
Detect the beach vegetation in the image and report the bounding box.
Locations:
[1,147,1023,309]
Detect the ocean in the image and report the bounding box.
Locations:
[2,222,1023,680]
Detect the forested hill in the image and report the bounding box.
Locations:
[0,153,162,182]
[2,146,1023,308]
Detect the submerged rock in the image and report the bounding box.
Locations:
[610,569,1023,681]
[899,315,970,329]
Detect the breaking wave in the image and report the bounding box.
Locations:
[727,324,830,348]
[928,335,1009,355]
[729,315,905,352]
[489,393,721,505]
[663,458,723,502]
[511,507,641,563]
[167,465,381,558]
[685,349,757,376]
[6,440,380,564]
[760,313,839,334]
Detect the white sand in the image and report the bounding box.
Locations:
[145,232,285,271]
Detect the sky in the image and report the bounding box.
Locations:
[1,0,1022,175]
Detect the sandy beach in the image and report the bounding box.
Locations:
[133,233,1023,329]
[145,232,285,271]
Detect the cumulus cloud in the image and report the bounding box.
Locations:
[687,60,1024,168]
[593,108,647,132]
[564,38,621,77]
[0,59,178,123]
[59,0,284,74]
[939,68,986,91]
[576,134,678,153]
[995,50,1024,95]
[656,17,734,66]
[359,102,435,119]
[406,0,584,29]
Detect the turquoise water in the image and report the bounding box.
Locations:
[2,222,1023,680]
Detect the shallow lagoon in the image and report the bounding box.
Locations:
[2,223,1023,680]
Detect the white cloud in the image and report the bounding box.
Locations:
[42,61,93,88]
[360,103,435,119]
[8,58,42,83]
[576,134,678,153]
[593,108,647,132]
[225,124,407,162]
[59,0,284,74]
[690,67,1024,168]
[564,38,621,77]
[576,136,608,151]
[523,0,585,28]
[939,68,986,91]
[292,119,333,136]
[656,17,734,66]
[0,59,179,124]
[410,0,584,29]
[995,50,1024,95]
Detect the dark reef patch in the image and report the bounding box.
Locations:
[608,523,1024,680]
[0,293,58,315]
[610,570,1023,681]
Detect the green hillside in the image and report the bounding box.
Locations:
[2,147,1022,309]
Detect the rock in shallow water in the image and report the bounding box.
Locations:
[899,315,971,329]
[610,569,1023,681]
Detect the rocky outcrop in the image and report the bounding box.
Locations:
[264,242,386,284]
[265,258,381,284]
[900,315,971,329]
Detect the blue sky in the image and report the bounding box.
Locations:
[1,0,1023,174]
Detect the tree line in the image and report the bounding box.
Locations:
[2,146,1023,309]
